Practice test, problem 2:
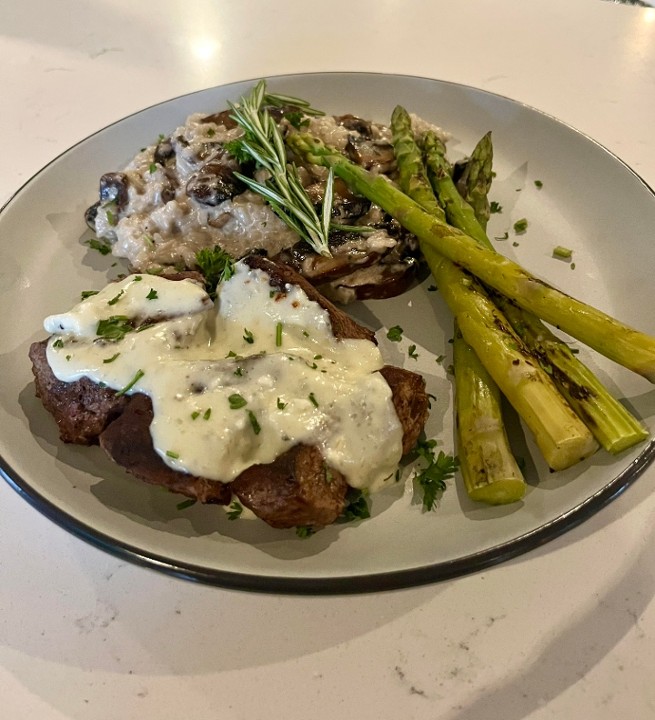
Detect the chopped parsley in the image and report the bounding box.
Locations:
[80,290,99,300]
[338,488,371,523]
[194,246,235,297]
[277,397,287,410]
[513,218,529,234]
[191,411,200,420]
[413,438,458,511]
[203,408,212,420]
[386,325,404,342]
[534,179,544,189]
[295,525,315,538]
[284,110,310,129]
[243,328,255,344]
[96,315,133,342]
[408,344,419,360]
[146,288,159,300]
[52,338,64,349]
[490,201,503,214]
[228,393,247,410]
[86,237,112,256]
[115,368,144,397]
[227,501,243,520]
[106,209,118,227]
[223,138,252,165]
[149,163,157,174]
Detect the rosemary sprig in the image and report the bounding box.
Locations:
[228,80,333,257]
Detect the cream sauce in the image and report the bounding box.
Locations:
[45,262,403,491]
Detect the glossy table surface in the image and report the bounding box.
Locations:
[2,1,655,717]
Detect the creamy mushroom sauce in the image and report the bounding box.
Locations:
[44,262,404,490]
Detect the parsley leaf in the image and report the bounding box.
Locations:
[295,525,315,538]
[228,393,247,410]
[413,438,458,511]
[195,246,235,297]
[490,200,503,214]
[96,315,133,342]
[513,218,529,234]
[86,237,112,256]
[386,325,403,342]
[227,501,243,520]
[338,488,371,523]
[223,138,253,165]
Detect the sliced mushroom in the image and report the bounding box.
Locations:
[99,172,129,209]
[84,201,100,231]
[154,137,175,165]
[185,163,245,206]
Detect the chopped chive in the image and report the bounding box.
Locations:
[177,498,196,510]
[166,450,180,459]
[553,245,573,260]
[103,352,121,364]
[308,392,319,408]
[191,411,200,420]
[107,289,124,306]
[81,290,99,300]
[203,408,211,420]
[149,163,157,173]
[115,369,144,396]
[248,410,261,435]
[275,322,283,347]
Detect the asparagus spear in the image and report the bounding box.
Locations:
[390,105,527,497]
[453,328,526,503]
[422,129,648,454]
[496,298,648,453]
[453,131,494,230]
[286,131,655,383]
[422,247,598,470]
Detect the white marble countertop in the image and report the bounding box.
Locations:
[2,0,655,717]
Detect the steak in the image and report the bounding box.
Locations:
[29,339,129,445]
[98,393,232,505]
[30,256,430,530]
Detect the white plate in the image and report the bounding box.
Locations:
[2,73,655,594]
